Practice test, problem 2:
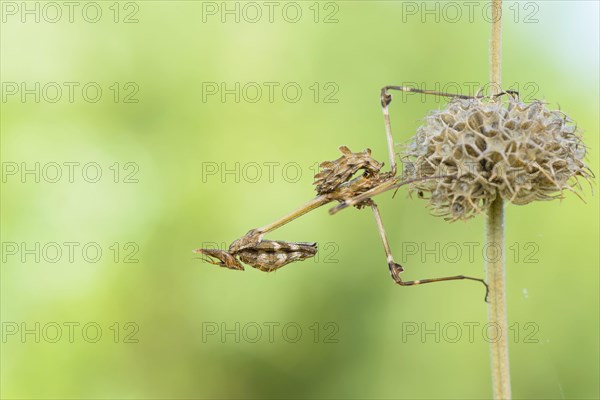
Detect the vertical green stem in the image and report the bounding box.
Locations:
[489,0,502,96]
[486,197,510,399]
[487,0,511,399]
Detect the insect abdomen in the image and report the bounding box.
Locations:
[238,241,317,272]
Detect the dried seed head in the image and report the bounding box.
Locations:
[402,96,593,221]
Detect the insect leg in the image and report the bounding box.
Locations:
[253,195,332,237]
[381,92,398,176]
[329,174,456,215]
[369,201,489,302]
[381,85,519,109]
[395,275,490,303]
[369,201,404,276]
[381,86,475,109]
[228,194,332,255]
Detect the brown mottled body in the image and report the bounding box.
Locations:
[195,145,389,273]
[238,241,318,271]
[194,240,317,272]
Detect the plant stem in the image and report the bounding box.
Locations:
[486,197,510,399]
[489,0,502,96]
[487,1,511,399]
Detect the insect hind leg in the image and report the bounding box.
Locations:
[369,199,489,302]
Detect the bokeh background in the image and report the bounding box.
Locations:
[1,1,598,399]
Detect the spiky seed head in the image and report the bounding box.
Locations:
[402,96,593,221]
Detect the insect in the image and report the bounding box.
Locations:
[194,86,521,301]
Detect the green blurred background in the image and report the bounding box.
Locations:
[1,1,598,399]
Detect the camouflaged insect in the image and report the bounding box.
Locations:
[313,146,394,208]
[314,146,384,193]
[195,146,394,272]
